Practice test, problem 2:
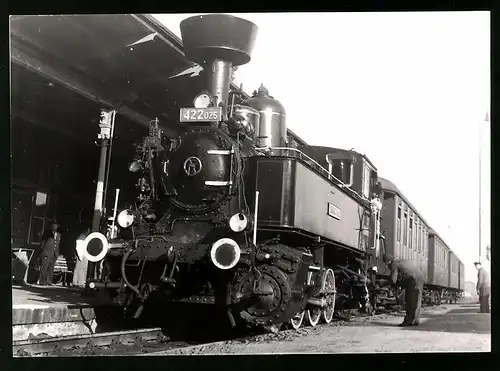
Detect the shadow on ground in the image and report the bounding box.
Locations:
[399,306,491,335]
[347,305,491,335]
[124,298,250,343]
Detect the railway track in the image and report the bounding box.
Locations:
[13,327,195,357]
[12,308,387,357]
[142,307,412,356]
[13,302,450,357]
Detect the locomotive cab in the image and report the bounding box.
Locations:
[299,146,379,200]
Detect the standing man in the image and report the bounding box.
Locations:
[474,261,490,313]
[382,254,425,326]
[72,228,90,287]
[38,222,61,285]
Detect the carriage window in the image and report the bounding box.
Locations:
[418,227,421,253]
[421,227,424,253]
[397,207,401,242]
[362,165,371,199]
[416,224,420,253]
[384,193,393,200]
[425,232,428,257]
[409,218,413,249]
[403,211,408,245]
[422,227,425,254]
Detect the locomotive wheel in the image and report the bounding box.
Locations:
[321,268,336,324]
[307,309,321,327]
[289,310,305,330]
[306,272,321,327]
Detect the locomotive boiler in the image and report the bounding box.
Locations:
[80,13,383,332]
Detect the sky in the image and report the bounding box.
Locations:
[152,12,490,282]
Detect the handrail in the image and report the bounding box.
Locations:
[255,146,367,202]
[256,146,344,185]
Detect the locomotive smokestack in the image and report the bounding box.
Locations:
[208,59,233,117]
[180,14,258,121]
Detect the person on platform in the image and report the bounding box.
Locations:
[37,222,61,285]
[474,261,490,313]
[72,228,90,287]
[381,254,425,326]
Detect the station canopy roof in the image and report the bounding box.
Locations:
[10,14,224,141]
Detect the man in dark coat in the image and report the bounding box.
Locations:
[474,261,490,313]
[382,254,425,326]
[38,222,62,285]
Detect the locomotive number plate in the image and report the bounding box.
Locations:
[179,107,222,122]
[327,203,342,220]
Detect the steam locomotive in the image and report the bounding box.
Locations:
[80,13,388,332]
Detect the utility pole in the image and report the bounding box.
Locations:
[479,111,489,261]
[87,108,116,283]
[92,109,115,231]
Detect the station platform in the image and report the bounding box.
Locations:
[12,284,116,341]
[401,302,491,336]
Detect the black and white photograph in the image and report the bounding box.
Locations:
[10,11,490,357]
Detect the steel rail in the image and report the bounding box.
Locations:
[13,327,164,356]
[13,300,451,357]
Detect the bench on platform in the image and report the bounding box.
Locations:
[53,256,75,286]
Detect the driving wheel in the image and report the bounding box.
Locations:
[306,272,322,327]
[321,268,336,324]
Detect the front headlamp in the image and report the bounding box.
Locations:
[229,213,248,232]
[193,92,211,108]
[117,209,136,228]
